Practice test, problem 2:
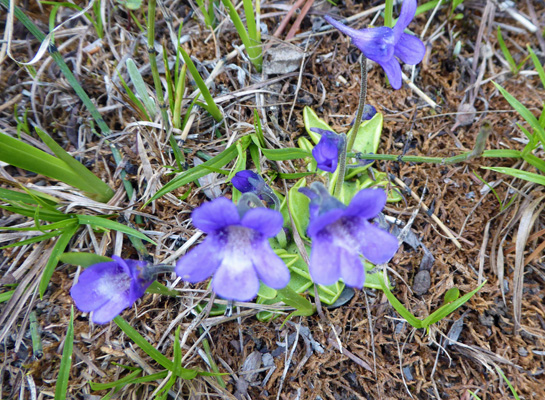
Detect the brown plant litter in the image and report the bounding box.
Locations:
[1,0,545,398]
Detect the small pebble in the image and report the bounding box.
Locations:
[518,347,529,357]
[413,270,431,295]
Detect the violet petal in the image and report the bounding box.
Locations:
[192,197,240,233]
[212,258,260,301]
[309,234,341,286]
[251,241,290,289]
[175,235,223,283]
[378,58,402,90]
[241,207,283,238]
[344,189,387,219]
[355,221,399,264]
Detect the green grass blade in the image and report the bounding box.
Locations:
[0,132,106,197]
[422,281,485,328]
[497,27,518,73]
[60,252,112,267]
[528,45,545,89]
[127,58,157,118]
[89,369,142,391]
[495,366,520,400]
[54,307,74,400]
[34,127,114,202]
[75,215,155,244]
[242,0,258,44]
[40,222,79,298]
[178,47,222,122]
[493,82,545,145]
[114,316,173,370]
[0,205,67,222]
[0,290,15,303]
[220,0,262,71]
[384,0,394,27]
[261,148,311,161]
[379,273,423,329]
[482,166,545,186]
[146,136,249,203]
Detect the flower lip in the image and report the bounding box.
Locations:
[176,197,290,301]
[302,183,399,288]
[70,256,153,324]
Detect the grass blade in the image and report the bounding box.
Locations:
[39,222,79,298]
[178,47,223,122]
[114,316,173,370]
[75,215,156,244]
[493,82,545,145]
[127,58,157,119]
[54,307,74,400]
[146,136,250,203]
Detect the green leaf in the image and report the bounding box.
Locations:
[89,369,143,391]
[482,166,545,186]
[220,0,262,71]
[39,222,79,298]
[54,307,74,400]
[350,113,383,155]
[287,178,310,241]
[523,153,545,174]
[0,290,15,303]
[257,282,278,300]
[379,276,423,329]
[528,45,545,89]
[60,252,112,267]
[443,287,460,304]
[147,136,250,203]
[303,107,335,144]
[422,281,485,328]
[0,132,111,201]
[114,316,173,370]
[146,281,179,297]
[261,147,311,161]
[0,205,67,222]
[34,127,114,202]
[178,47,223,122]
[76,215,155,244]
[493,82,545,145]
[127,58,157,118]
[497,26,518,73]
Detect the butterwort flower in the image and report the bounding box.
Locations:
[231,170,279,209]
[70,256,154,324]
[176,197,290,301]
[300,182,398,288]
[350,105,377,126]
[324,0,425,89]
[311,128,344,173]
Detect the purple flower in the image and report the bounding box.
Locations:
[231,170,279,209]
[325,0,425,89]
[300,183,398,288]
[175,197,290,301]
[232,170,263,193]
[70,256,153,324]
[311,128,344,173]
[350,105,377,126]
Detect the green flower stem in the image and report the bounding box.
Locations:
[333,133,347,198]
[346,56,368,153]
[334,56,367,198]
[350,123,510,165]
[147,0,185,170]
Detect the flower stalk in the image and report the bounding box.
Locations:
[334,56,367,198]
